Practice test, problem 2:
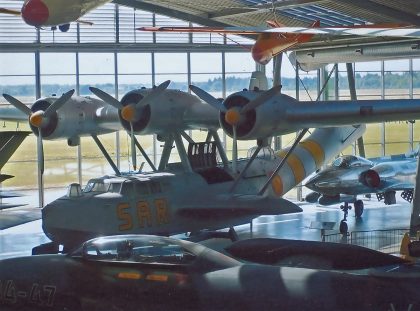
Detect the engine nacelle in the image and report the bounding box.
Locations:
[359,169,381,188]
[30,95,120,143]
[119,88,219,135]
[220,90,299,140]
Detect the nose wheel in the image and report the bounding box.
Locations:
[339,202,351,234]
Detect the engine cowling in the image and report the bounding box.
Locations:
[118,88,219,135]
[359,169,381,188]
[29,96,120,142]
[219,90,299,140]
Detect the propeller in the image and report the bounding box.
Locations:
[89,80,170,171]
[190,84,281,174]
[3,89,75,175]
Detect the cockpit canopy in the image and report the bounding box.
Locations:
[76,235,197,265]
[332,155,373,169]
[83,178,121,193]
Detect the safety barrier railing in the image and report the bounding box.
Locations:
[323,228,409,254]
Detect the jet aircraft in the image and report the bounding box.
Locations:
[2,234,420,311]
[0,0,111,32]
[305,154,418,215]
[138,22,413,65]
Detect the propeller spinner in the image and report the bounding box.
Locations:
[189,85,281,173]
[89,81,170,171]
[3,89,75,174]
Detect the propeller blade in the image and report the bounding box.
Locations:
[44,89,75,117]
[0,8,21,16]
[241,85,282,113]
[189,85,227,112]
[89,87,123,110]
[137,80,170,107]
[232,125,238,175]
[130,123,136,171]
[2,94,32,116]
[37,131,44,175]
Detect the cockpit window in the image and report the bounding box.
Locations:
[80,236,196,265]
[332,155,372,169]
[120,181,134,196]
[83,180,110,193]
[108,183,121,193]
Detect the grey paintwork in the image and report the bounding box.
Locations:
[219,90,420,140]
[305,154,417,205]
[40,125,364,250]
[1,234,420,311]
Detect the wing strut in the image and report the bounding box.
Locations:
[258,64,337,195]
[92,135,121,176]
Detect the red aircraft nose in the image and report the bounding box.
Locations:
[21,0,49,27]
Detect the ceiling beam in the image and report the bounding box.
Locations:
[113,0,231,27]
[208,0,328,19]
[335,0,420,26]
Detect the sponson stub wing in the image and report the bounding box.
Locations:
[177,195,302,220]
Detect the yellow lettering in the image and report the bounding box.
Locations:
[137,201,152,228]
[117,203,132,231]
[155,199,169,225]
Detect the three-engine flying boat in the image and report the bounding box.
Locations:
[33,71,420,254]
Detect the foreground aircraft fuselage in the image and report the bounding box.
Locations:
[41,125,365,250]
[305,154,417,206]
[1,235,420,311]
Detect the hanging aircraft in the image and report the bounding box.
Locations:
[305,153,418,219]
[138,22,415,65]
[0,0,111,32]
[31,70,420,254]
[2,234,420,311]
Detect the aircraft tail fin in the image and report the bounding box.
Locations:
[249,71,268,91]
[0,131,30,170]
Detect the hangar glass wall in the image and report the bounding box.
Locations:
[0,1,418,203]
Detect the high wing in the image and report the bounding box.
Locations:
[285,99,420,128]
[177,194,302,220]
[138,25,420,39]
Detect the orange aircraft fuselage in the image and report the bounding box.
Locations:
[251,20,320,65]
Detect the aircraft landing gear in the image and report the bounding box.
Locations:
[384,190,396,205]
[339,220,348,235]
[339,202,351,234]
[354,200,364,218]
[59,24,70,32]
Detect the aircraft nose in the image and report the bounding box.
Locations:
[21,0,49,27]
[251,47,271,65]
